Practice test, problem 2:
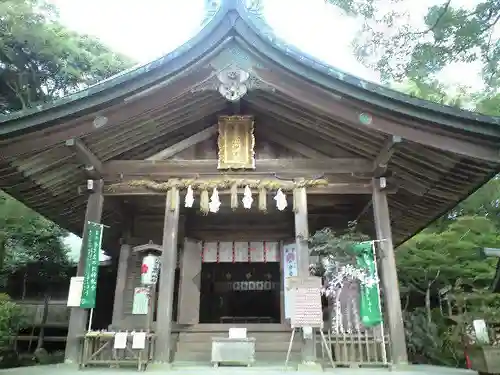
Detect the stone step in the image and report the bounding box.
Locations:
[174,350,302,363]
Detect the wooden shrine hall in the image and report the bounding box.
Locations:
[1,0,500,369]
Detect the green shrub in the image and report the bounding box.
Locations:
[0,293,25,350]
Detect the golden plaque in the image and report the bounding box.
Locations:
[217,115,255,170]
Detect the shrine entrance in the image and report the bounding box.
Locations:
[199,261,281,324]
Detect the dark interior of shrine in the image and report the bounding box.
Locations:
[199,262,281,324]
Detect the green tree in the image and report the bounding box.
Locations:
[0,192,73,291]
[326,0,500,90]
[0,0,134,113]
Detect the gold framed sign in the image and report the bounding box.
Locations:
[217,115,255,170]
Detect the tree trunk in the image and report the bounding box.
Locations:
[36,294,50,350]
[425,284,432,325]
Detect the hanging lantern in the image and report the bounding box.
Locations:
[274,189,288,211]
[242,185,253,209]
[141,253,160,285]
[185,185,195,208]
[209,187,221,213]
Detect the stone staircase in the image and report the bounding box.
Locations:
[174,324,302,364]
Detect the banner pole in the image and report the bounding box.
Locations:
[371,241,387,364]
[87,308,94,332]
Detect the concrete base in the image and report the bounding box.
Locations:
[297,362,324,372]
[0,363,479,374]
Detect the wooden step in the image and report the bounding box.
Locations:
[177,340,302,353]
[178,332,294,342]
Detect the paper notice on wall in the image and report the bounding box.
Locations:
[218,242,233,263]
[203,242,218,263]
[67,277,84,307]
[265,242,279,262]
[132,287,149,315]
[249,241,264,262]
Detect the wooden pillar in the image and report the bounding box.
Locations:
[372,178,408,365]
[154,188,180,363]
[293,187,316,363]
[178,238,202,324]
[111,241,131,327]
[65,180,104,364]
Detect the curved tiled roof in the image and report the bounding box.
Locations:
[0,0,499,253]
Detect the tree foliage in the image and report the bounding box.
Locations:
[327,0,500,89]
[0,0,134,113]
[0,192,74,294]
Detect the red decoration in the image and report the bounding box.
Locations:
[201,241,205,263]
[216,241,220,263]
[232,241,236,263]
[141,264,149,274]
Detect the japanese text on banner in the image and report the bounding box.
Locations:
[80,221,103,309]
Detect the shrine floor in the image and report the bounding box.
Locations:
[0,364,478,375]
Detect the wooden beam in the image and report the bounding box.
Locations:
[65,138,103,177]
[146,125,217,161]
[102,183,391,196]
[373,135,402,176]
[103,158,373,177]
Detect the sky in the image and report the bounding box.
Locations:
[54,0,483,258]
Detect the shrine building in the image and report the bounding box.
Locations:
[1,0,500,368]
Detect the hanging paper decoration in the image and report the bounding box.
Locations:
[184,185,195,208]
[242,185,253,209]
[274,189,288,211]
[209,188,221,213]
[258,187,267,212]
[200,190,209,214]
[230,183,238,210]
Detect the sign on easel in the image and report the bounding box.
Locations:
[287,276,323,328]
[284,276,335,368]
[132,287,150,315]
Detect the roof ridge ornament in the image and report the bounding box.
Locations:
[191,63,275,101]
[218,68,250,102]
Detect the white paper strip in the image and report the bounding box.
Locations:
[203,242,218,263]
[132,332,147,349]
[250,241,264,262]
[218,242,233,262]
[114,332,128,349]
[266,242,280,262]
[234,242,249,262]
[67,276,84,307]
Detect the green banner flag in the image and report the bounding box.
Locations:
[351,242,383,327]
[80,221,103,309]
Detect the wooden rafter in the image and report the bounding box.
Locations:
[258,128,331,159]
[65,138,103,178]
[373,135,402,176]
[254,67,500,162]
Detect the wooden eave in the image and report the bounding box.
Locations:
[0,0,499,253]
